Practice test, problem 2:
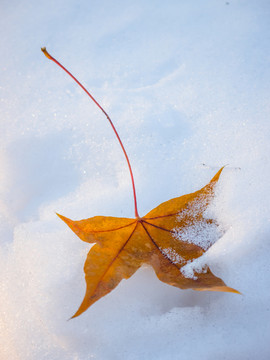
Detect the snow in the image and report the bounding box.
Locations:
[1,0,270,359]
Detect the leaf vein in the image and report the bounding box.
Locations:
[141,222,180,270]
[87,221,136,233]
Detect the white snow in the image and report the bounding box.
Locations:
[1,0,270,359]
[161,248,185,266]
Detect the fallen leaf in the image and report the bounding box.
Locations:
[58,167,239,318]
[41,47,239,319]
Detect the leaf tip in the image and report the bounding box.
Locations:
[56,212,73,226]
[67,314,77,321]
[195,285,241,295]
[210,166,226,183]
[226,287,242,295]
[70,309,82,319]
[213,285,241,295]
[56,212,64,220]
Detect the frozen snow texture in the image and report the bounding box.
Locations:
[176,220,222,251]
[1,0,270,359]
[173,195,224,251]
[161,248,185,266]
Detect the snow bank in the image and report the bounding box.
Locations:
[1,0,270,359]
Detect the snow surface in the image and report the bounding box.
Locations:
[1,0,270,359]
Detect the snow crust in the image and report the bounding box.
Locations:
[1,0,270,359]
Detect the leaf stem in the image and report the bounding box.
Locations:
[41,47,139,218]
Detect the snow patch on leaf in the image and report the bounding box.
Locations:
[175,220,223,250]
[161,247,185,265]
[173,197,224,251]
[180,260,207,280]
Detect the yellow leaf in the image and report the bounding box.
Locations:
[58,167,239,318]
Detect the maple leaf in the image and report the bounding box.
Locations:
[57,167,239,318]
[41,47,239,318]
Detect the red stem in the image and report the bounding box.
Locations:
[41,47,139,218]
